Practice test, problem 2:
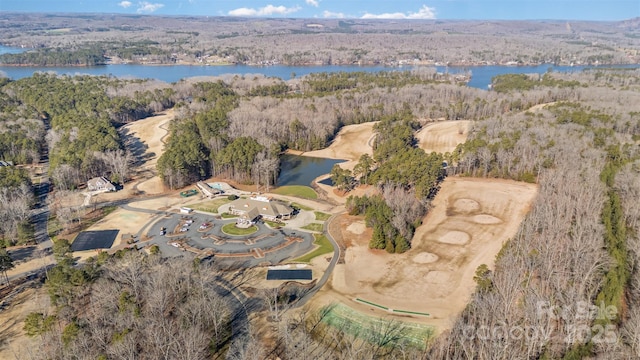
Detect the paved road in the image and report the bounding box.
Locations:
[295,212,342,307]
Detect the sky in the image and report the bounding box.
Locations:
[0,1,639,21]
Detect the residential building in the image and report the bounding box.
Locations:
[87,176,116,192]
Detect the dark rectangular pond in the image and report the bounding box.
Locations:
[277,154,345,187]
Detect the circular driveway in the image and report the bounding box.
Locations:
[144,211,314,266]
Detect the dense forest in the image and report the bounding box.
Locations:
[2,65,640,358]
[0,46,106,66]
[21,244,234,359]
[428,71,640,359]
[1,14,639,66]
[0,73,177,186]
[344,108,445,253]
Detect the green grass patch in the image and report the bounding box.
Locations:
[272,185,318,199]
[221,223,258,236]
[264,220,283,228]
[220,212,238,219]
[293,234,333,263]
[314,211,331,221]
[321,303,433,350]
[290,202,313,211]
[392,309,430,317]
[301,223,324,232]
[190,198,232,213]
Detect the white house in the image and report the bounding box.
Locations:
[87,176,116,192]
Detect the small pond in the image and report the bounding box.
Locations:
[277,154,345,187]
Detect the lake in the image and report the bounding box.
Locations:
[3,62,636,90]
[0,44,637,89]
[277,155,345,187]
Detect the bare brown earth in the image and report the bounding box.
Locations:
[312,177,537,333]
[123,109,174,195]
[302,122,377,171]
[415,120,471,154]
[0,287,51,359]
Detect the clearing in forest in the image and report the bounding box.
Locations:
[319,177,537,332]
[120,109,175,195]
[416,120,471,154]
[302,122,377,170]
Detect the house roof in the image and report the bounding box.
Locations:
[240,207,261,221]
[87,176,115,189]
[229,197,293,218]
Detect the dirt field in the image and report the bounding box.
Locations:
[302,122,377,171]
[415,120,471,154]
[0,287,50,359]
[313,177,537,332]
[121,108,174,194]
[124,108,173,171]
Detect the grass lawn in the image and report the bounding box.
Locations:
[301,223,324,232]
[264,220,283,228]
[272,185,318,199]
[314,211,331,221]
[220,212,238,219]
[321,303,433,350]
[191,198,232,213]
[221,223,258,236]
[293,234,333,263]
[291,202,313,211]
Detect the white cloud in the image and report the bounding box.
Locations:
[137,2,164,13]
[323,10,345,18]
[228,4,301,17]
[118,1,132,8]
[361,5,436,19]
[306,0,320,7]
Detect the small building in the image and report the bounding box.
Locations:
[229,196,294,222]
[87,176,116,192]
[196,181,222,198]
[0,161,13,167]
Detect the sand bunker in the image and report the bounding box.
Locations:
[324,177,538,333]
[413,252,439,264]
[438,231,471,245]
[473,214,503,224]
[453,198,480,214]
[346,221,367,235]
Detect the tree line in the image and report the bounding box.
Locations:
[343,108,445,253]
[430,70,640,359]
[22,244,233,359]
[0,73,176,187]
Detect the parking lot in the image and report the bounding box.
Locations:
[144,211,315,267]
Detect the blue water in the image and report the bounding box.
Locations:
[1,45,638,89]
[0,45,27,55]
[277,154,345,187]
[0,58,636,90]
